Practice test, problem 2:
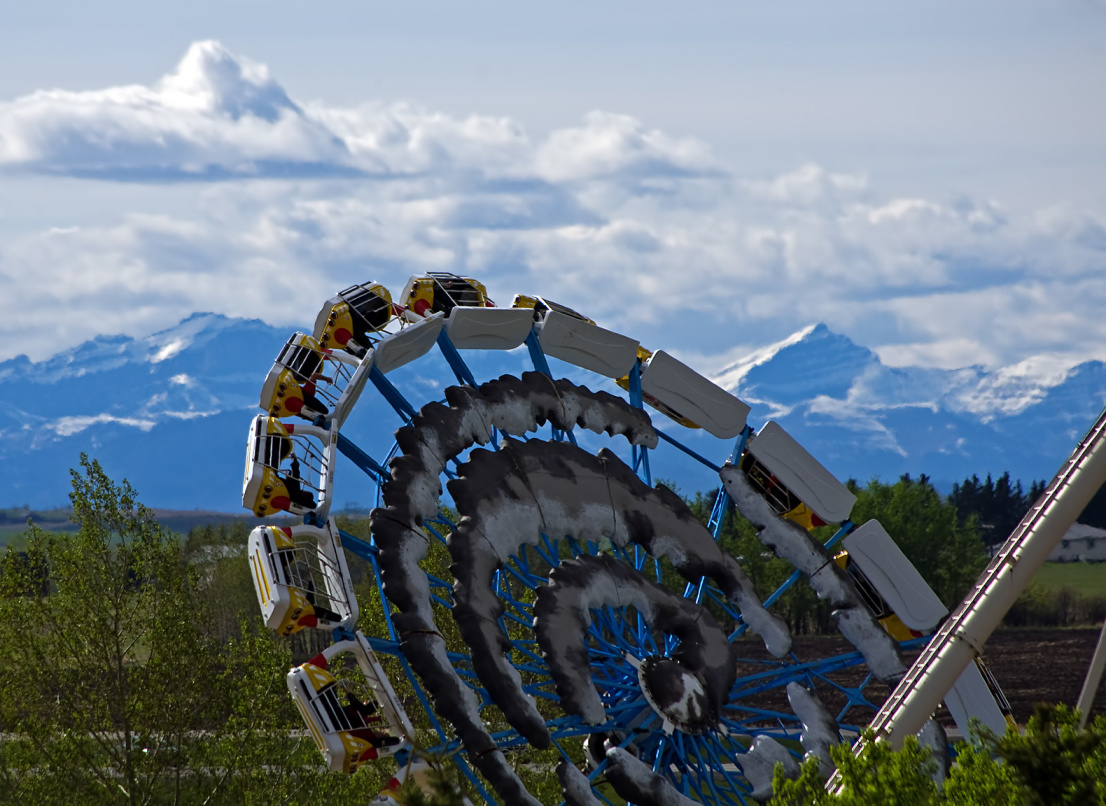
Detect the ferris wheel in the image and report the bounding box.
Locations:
[241,273,1013,805]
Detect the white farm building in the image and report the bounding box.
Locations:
[1048,523,1106,563]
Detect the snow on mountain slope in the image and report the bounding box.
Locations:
[1,314,1102,509]
[710,323,1106,486]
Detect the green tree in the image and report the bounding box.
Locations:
[0,457,389,805]
[991,704,1106,805]
[0,455,226,805]
[769,706,1106,806]
[769,731,939,806]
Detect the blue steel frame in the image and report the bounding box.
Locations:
[324,326,917,805]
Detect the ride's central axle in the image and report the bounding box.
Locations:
[637,656,716,735]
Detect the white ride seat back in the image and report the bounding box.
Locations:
[843,520,949,632]
[445,307,534,350]
[537,311,640,378]
[747,421,856,524]
[640,351,750,439]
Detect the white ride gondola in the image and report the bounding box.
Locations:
[400,272,494,322]
[242,414,336,519]
[514,293,643,378]
[248,520,358,636]
[640,351,750,439]
[372,312,446,375]
[836,519,1015,734]
[534,310,640,379]
[445,306,534,351]
[741,420,857,530]
[288,632,415,774]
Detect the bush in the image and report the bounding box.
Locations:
[770,704,1106,806]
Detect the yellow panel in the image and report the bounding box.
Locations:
[269,526,294,550]
[262,367,306,419]
[302,663,336,691]
[250,552,271,605]
[317,301,356,352]
[338,731,371,774]
[294,698,327,755]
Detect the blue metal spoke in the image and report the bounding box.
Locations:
[368,365,418,421]
[436,330,479,387]
[337,528,378,561]
[336,433,389,481]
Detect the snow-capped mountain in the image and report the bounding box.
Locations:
[2,315,1103,511]
[0,313,283,510]
[714,323,1106,488]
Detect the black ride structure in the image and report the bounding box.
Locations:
[241,273,1015,805]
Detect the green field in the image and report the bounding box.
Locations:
[0,509,284,550]
[1034,562,1106,597]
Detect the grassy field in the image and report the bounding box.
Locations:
[0,508,289,550]
[1034,562,1106,596]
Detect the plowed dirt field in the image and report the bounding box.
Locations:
[742,628,1106,728]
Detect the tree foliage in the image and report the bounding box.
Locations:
[770,705,1106,806]
[0,455,226,804]
[770,730,939,806]
[0,456,384,804]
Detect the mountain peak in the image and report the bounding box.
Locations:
[713,323,874,400]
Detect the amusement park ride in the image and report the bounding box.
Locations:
[241,272,1106,805]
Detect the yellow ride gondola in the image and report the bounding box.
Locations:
[314,282,397,356]
[248,521,356,637]
[401,272,493,320]
[260,333,337,420]
[242,415,332,517]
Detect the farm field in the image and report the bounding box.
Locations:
[1033,561,1106,596]
[776,629,1106,729]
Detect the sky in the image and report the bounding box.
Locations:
[1,1,1104,381]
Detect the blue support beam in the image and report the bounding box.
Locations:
[436,330,478,387]
[338,528,379,561]
[524,328,577,446]
[626,358,653,485]
[369,365,418,421]
[706,428,751,537]
[336,433,389,482]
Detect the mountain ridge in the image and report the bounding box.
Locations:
[1,313,1102,510]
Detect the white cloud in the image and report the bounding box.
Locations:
[50,414,157,437]
[2,40,1106,382]
[0,42,350,179]
[534,111,722,184]
[742,163,867,207]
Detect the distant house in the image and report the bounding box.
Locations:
[1049,523,1106,563]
